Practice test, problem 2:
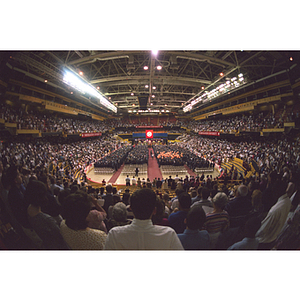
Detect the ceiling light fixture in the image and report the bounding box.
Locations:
[63,69,117,113]
[144,66,149,70]
[156,65,162,70]
[183,73,246,112]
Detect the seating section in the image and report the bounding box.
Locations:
[122,164,147,176]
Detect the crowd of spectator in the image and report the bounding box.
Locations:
[0,103,110,134]
[0,135,123,185]
[179,133,300,177]
[2,155,300,250]
[1,100,300,250]
[0,103,187,134]
[2,101,300,138]
[189,112,283,133]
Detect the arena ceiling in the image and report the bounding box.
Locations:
[2,50,299,117]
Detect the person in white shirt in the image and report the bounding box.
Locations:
[125,175,131,186]
[104,188,183,250]
[131,176,137,186]
[256,179,291,249]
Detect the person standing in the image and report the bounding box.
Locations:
[177,205,210,250]
[168,192,191,234]
[26,180,69,250]
[204,192,230,248]
[125,175,131,187]
[227,217,261,250]
[131,176,137,186]
[104,188,183,250]
[256,179,291,250]
[60,193,107,250]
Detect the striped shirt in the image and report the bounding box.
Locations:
[204,211,230,234]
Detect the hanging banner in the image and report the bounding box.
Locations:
[136,125,163,129]
[81,132,102,138]
[145,130,153,139]
[198,131,220,136]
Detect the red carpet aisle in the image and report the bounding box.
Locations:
[184,165,197,178]
[108,163,125,184]
[147,148,163,182]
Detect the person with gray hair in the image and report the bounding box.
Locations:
[224,184,252,223]
[106,202,132,231]
[204,192,230,248]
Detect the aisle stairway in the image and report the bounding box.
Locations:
[221,157,246,177]
[108,163,125,184]
[147,148,162,181]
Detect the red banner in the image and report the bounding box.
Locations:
[81,132,102,138]
[198,131,220,136]
[136,126,163,129]
[145,130,153,138]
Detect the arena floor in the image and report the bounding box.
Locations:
[87,164,220,186]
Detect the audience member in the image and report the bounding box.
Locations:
[204,192,230,248]
[102,184,113,213]
[26,180,69,250]
[191,187,213,214]
[152,198,170,226]
[177,205,210,250]
[60,192,107,250]
[106,202,132,232]
[256,179,291,250]
[104,188,183,250]
[168,192,191,234]
[227,216,261,250]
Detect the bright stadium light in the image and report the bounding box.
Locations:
[183,73,246,112]
[63,69,117,113]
